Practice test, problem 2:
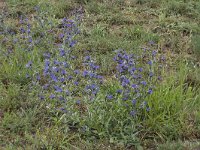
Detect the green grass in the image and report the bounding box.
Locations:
[0,0,200,149]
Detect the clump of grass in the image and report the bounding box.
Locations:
[143,61,199,138]
[192,35,200,60]
[165,1,196,18]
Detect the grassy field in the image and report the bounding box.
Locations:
[0,0,200,149]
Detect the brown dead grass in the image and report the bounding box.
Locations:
[0,0,5,9]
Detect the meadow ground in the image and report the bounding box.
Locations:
[0,0,200,149]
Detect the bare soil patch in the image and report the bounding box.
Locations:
[0,0,5,10]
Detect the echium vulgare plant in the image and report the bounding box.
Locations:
[112,45,164,118]
[36,53,103,114]
[25,5,83,78]
[31,8,104,115]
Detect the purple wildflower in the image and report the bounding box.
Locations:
[60,49,65,57]
[82,70,88,77]
[25,61,32,68]
[131,84,138,89]
[74,70,80,74]
[50,94,56,99]
[106,95,113,100]
[74,81,79,86]
[59,96,65,101]
[116,89,122,94]
[138,68,143,72]
[76,100,81,104]
[130,110,136,117]
[147,89,153,94]
[149,72,154,77]
[148,60,153,66]
[141,81,147,86]
[132,99,137,105]
[54,86,63,92]
[50,73,58,82]
[69,40,77,47]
